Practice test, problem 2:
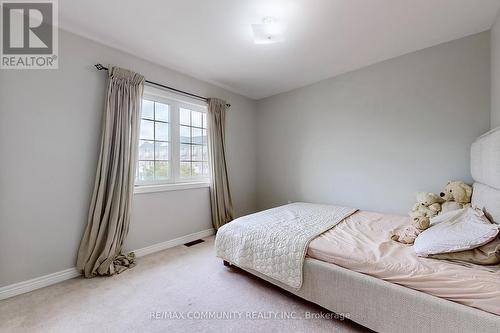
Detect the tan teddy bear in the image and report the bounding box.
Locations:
[391,192,443,244]
[439,181,472,213]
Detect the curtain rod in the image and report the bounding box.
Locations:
[94,64,231,108]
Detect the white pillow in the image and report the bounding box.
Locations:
[414,208,500,257]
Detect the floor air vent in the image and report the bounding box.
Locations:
[184,239,205,247]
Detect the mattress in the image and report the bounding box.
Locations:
[307,211,500,315]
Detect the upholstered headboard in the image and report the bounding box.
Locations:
[470,127,500,224]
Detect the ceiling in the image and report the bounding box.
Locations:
[59,0,500,100]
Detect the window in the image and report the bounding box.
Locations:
[137,99,170,183]
[179,108,209,179]
[135,87,210,188]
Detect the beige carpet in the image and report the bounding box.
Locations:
[0,236,370,333]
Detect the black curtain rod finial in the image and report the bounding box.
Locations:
[95,63,107,71]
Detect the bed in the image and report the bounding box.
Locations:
[215,127,500,333]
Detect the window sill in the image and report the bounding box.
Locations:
[134,182,210,194]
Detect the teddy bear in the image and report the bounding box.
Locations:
[391,225,422,244]
[391,192,444,244]
[439,181,472,213]
[408,192,444,228]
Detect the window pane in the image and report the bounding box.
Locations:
[140,119,154,140]
[202,129,207,145]
[192,145,203,161]
[155,122,169,141]
[202,145,208,161]
[180,126,191,143]
[180,144,191,161]
[155,142,168,161]
[137,161,154,182]
[155,161,169,180]
[155,102,169,122]
[180,108,190,126]
[192,111,202,127]
[180,162,191,178]
[202,162,209,176]
[142,100,154,120]
[138,140,154,160]
[202,113,207,128]
[192,162,202,177]
[192,127,203,144]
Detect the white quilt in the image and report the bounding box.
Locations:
[215,202,357,289]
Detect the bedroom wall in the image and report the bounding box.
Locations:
[256,32,490,214]
[0,30,257,287]
[491,10,500,128]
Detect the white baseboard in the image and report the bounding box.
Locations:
[0,228,215,301]
[133,228,214,257]
[0,267,80,301]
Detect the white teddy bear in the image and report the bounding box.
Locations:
[408,192,444,229]
[392,192,443,244]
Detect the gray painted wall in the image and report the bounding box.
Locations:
[492,11,500,128]
[256,32,490,214]
[0,30,257,287]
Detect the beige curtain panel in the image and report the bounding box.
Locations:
[77,66,145,278]
[207,98,234,229]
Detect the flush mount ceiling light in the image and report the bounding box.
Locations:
[252,16,284,44]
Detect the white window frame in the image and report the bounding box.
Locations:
[135,85,210,193]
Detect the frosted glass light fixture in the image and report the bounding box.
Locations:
[252,16,284,44]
